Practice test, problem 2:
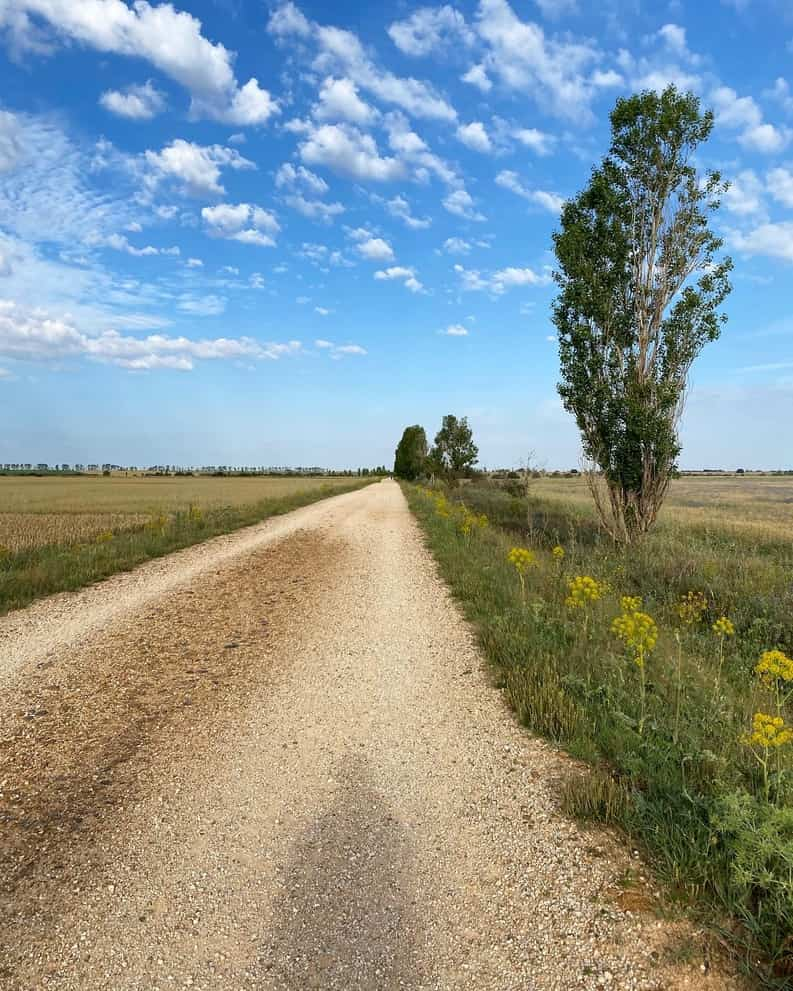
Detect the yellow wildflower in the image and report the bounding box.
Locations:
[712,616,735,637]
[508,547,536,574]
[677,591,707,627]
[742,712,793,749]
[611,609,658,667]
[620,595,642,613]
[755,649,793,686]
[551,545,565,561]
[96,530,114,543]
[565,575,608,609]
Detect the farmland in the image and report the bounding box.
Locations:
[0,474,371,613]
[405,474,793,983]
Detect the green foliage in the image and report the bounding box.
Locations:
[393,424,428,481]
[404,479,793,982]
[553,86,732,542]
[430,414,479,478]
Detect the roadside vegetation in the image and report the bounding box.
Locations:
[404,478,793,985]
[396,86,791,985]
[0,476,372,615]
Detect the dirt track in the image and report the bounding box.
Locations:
[0,480,742,990]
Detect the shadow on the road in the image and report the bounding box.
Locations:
[258,755,428,990]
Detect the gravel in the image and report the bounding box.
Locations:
[0,480,744,990]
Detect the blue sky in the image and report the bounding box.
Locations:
[0,0,792,469]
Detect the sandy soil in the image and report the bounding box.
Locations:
[0,480,744,990]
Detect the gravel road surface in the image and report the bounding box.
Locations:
[0,480,743,990]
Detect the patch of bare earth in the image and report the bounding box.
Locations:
[0,482,746,990]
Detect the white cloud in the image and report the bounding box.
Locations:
[99,80,165,120]
[249,272,265,289]
[767,78,793,115]
[0,298,301,370]
[739,123,789,154]
[442,237,471,254]
[177,294,225,316]
[723,170,765,216]
[456,121,492,153]
[276,162,328,195]
[443,188,485,221]
[357,237,394,261]
[0,110,23,173]
[314,305,330,316]
[767,167,793,208]
[441,323,469,336]
[311,337,367,357]
[387,6,474,56]
[731,222,793,263]
[298,122,404,182]
[710,86,789,154]
[496,169,564,212]
[535,0,578,17]
[144,139,255,197]
[385,112,459,186]
[461,63,492,92]
[3,0,278,125]
[475,0,599,121]
[186,257,203,267]
[201,202,280,247]
[90,232,181,257]
[454,261,550,292]
[374,265,424,292]
[284,195,345,222]
[314,76,378,125]
[386,194,431,229]
[512,127,555,155]
[268,2,457,121]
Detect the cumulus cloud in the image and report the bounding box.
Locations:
[731,222,793,263]
[99,80,165,120]
[275,162,344,222]
[312,337,367,358]
[2,0,278,125]
[441,323,469,336]
[443,188,485,221]
[474,0,600,121]
[512,127,555,155]
[268,2,457,121]
[384,112,459,186]
[89,232,181,257]
[0,298,301,370]
[387,6,474,56]
[722,170,765,216]
[144,139,255,197]
[710,86,790,154]
[442,237,471,254]
[456,121,492,153]
[461,63,492,92]
[767,167,793,208]
[454,262,551,292]
[201,202,280,247]
[374,265,424,292]
[496,169,564,212]
[298,122,404,182]
[356,236,395,261]
[386,194,431,229]
[314,76,378,125]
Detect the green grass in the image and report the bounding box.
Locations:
[0,479,373,615]
[404,480,793,987]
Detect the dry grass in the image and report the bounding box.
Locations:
[0,513,149,552]
[0,475,357,515]
[531,475,793,540]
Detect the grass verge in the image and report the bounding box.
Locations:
[403,480,793,988]
[0,479,374,616]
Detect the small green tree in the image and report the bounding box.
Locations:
[393,425,428,480]
[553,86,732,543]
[430,414,479,479]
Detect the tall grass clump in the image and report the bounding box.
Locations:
[405,479,793,985]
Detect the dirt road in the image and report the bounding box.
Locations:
[0,480,740,990]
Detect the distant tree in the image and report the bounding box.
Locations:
[393,425,428,480]
[553,86,732,543]
[430,414,479,479]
